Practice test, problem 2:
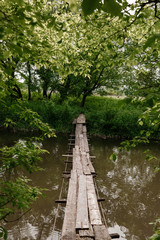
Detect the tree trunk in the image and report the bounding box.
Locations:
[43,89,47,98]
[80,94,87,107]
[27,62,31,101]
[12,84,23,100]
[48,90,53,99]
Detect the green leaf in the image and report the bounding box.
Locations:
[47,18,55,28]
[110,153,117,162]
[82,0,99,16]
[144,34,160,50]
[104,0,122,17]
[139,120,143,126]
[0,226,8,240]
[144,36,156,50]
[148,233,160,240]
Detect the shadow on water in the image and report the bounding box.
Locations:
[0,131,160,239]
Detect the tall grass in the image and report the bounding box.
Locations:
[23,96,144,138]
[0,94,146,138]
[84,96,144,137]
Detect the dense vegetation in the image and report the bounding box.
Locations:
[0,95,146,138]
[0,0,160,239]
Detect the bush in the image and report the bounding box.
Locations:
[0,95,148,138]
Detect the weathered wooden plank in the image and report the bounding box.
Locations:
[76,235,93,240]
[86,153,96,174]
[76,175,89,230]
[61,170,77,240]
[61,114,111,240]
[76,234,93,240]
[83,125,87,133]
[79,224,94,238]
[75,124,83,145]
[86,175,102,225]
[83,132,89,153]
[79,134,85,152]
[72,118,77,124]
[81,152,91,175]
[93,225,111,240]
[76,114,86,124]
[73,147,83,176]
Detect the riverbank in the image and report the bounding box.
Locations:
[0,95,148,139]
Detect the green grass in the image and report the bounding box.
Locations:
[21,96,144,138]
[0,94,146,138]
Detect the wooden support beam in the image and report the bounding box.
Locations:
[64,161,72,164]
[63,171,71,174]
[110,233,120,239]
[79,224,94,238]
[55,199,67,204]
[62,154,73,157]
[98,198,105,202]
[62,174,70,179]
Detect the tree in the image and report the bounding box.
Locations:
[37,67,59,99]
[48,9,127,105]
[0,0,57,233]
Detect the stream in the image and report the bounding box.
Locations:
[0,131,160,240]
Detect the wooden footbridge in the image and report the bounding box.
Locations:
[52,114,119,240]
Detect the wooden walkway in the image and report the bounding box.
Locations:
[61,114,113,240]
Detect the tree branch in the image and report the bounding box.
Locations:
[155,1,160,20]
[4,208,31,223]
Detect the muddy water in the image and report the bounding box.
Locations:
[1,132,160,240]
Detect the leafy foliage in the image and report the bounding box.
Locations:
[149,219,160,240]
[0,226,7,240]
[0,0,160,238]
[0,177,44,221]
[1,140,47,174]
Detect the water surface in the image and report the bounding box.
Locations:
[1,131,160,240]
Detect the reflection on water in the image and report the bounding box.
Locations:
[0,132,160,240]
[90,137,160,240]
